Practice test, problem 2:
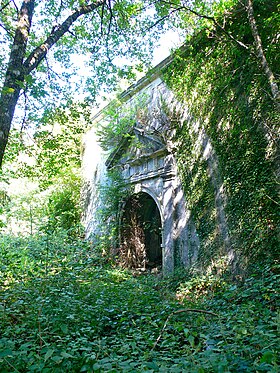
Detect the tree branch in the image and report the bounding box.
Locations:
[246,0,280,111]
[45,55,68,83]
[178,3,249,50]
[11,0,19,14]
[20,89,28,132]
[149,0,249,51]
[152,308,219,351]
[0,22,14,37]
[0,1,12,13]
[23,1,106,74]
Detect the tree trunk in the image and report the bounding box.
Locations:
[0,1,105,168]
[0,88,21,166]
[246,0,280,111]
[23,1,105,74]
[0,0,35,167]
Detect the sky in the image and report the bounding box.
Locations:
[69,27,185,111]
[1,2,185,132]
[152,28,184,65]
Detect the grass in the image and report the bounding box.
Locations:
[0,233,279,372]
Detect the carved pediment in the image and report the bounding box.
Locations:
[106,127,166,169]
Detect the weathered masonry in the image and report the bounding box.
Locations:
[105,127,199,273]
[82,57,200,275]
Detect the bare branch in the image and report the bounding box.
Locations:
[20,89,28,132]
[55,0,65,25]
[100,2,105,35]
[11,0,18,14]
[265,194,280,206]
[107,0,114,36]
[45,55,68,83]
[0,22,13,36]
[146,8,177,31]
[152,308,219,351]
[67,28,76,38]
[152,0,249,51]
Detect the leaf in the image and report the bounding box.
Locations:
[0,349,13,358]
[260,351,275,364]
[188,334,195,347]
[15,80,25,89]
[80,365,91,372]
[184,328,189,336]
[61,351,74,358]
[2,87,15,94]
[24,75,34,84]
[60,324,68,334]
[52,355,63,363]
[146,361,159,371]
[44,349,54,361]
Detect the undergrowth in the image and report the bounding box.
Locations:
[0,234,279,372]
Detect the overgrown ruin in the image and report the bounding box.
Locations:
[82,49,278,275]
[82,58,202,274]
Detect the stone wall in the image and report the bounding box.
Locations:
[82,62,233,274]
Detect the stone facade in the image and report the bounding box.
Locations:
[82,63,200,275]
[106,127,199,274]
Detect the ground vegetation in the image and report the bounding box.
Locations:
[0,234,279,372]
[0,1,279,371]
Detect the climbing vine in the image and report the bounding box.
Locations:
[163,0,279,268]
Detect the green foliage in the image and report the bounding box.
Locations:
[0,168,82,240]
[16,102,90,188]
[163,0,279,267]
[0,177,47,235]
[94,169,131,257]
[43,168,82,236]
[0,234,279,372]
[0,0,160,131]
[0,169,82,237]
[96,93,149,151]
[1,101,86,237]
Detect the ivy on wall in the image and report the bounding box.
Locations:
[93,0,279,271]
[163,0,279,269]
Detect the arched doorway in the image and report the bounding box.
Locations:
[120,192,162,269]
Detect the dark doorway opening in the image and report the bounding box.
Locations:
[120,192,162,269]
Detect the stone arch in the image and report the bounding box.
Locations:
[119,191,162,269]
[133,184,164,223]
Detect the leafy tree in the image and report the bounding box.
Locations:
[0,100,89,236]
[2,0,278,170]
[18,101,91,187]
[155,0,279,109]
[0,0,159,168]
[43,167,82,236]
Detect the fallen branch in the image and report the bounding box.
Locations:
[152,308,219,351]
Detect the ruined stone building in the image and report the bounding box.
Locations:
[82,54,232,275]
